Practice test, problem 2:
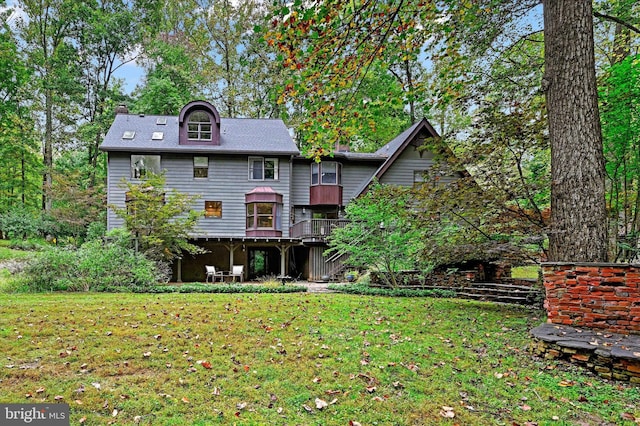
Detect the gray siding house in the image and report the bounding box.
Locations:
[100,100,447,281]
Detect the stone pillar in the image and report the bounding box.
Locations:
[543,262,640,335]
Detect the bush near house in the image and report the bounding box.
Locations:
[14,230,164,292]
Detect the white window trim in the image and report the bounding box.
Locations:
[248,157,279,181]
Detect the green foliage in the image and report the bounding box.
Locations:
[327,183,422,287]
[126,283,308,294]
[600,55,640,261]
[266,0,539,157]
[0,206,41,239]
[329,283,455,298]
[0,24,41,213]
[18,229,164,292]
[133,41,200,115]
[45,150,106,238]
[110,173,204,262]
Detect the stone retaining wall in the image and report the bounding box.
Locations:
[530,324,640,383]
[543,262,640,335]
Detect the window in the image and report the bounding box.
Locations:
[246,202,281,229]
[311,161,341,185]
[248,157,279,180]
[194,156,208,178]
[187,111,212,140]
[204,201,222,218]
[131,155,161,178]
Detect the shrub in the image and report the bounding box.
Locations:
[329,283,455,298]
[0,207,40,239]
[19,231,166,292]
[125,284,308,294]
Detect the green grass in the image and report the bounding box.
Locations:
[0,293,638,425]
[0,240,30,261]
[512,265,541,279]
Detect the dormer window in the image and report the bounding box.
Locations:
[187,111,212,141]
[178,101,221,145]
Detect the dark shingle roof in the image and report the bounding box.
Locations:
[100,113,300,155]
[374,120,423,157]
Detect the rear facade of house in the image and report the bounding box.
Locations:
[100,100,447,282]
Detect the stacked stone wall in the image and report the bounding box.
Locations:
[543,262,640,335]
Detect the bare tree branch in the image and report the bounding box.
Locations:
[593,11,640,34]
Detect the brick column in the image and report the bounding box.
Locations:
[543,262,640,335]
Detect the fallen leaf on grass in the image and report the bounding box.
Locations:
[315,398,328,410]
[558,380,575,387]
[303,404,313,413]
[621,412,636,421]
[112,409,118,417]
[440,406,455,418]
[143,352,151,358]
[520,404,532,411]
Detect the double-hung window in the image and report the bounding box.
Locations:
[194,156,209,178]
[248,157,279,180]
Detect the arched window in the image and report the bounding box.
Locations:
[187,111,212,140]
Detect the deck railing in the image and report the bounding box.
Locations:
[290,219,350,240]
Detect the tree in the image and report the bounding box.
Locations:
[270,0,618,262]
[327,183,422,287]
[77,0,162,186]
[17,0,86,212]
[110,173,203,263]
[544,0,608,262]
[0,17,41,213]
[134,41,201,115]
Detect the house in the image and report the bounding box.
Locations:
[100,100,448,282]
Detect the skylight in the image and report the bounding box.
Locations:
[152,132,164,140]
[122,131,135,139]
[156,117,167,125]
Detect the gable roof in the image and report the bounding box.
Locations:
[100,113,300,156]
[353,118,441,197]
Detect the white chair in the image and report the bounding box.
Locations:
[229,265,244,282]
[205,265,223,283]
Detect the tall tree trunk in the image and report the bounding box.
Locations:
[544,0,607,262]
[404,59,416,124]
[43,88,53,212]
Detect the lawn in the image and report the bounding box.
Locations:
[0,293,638,425]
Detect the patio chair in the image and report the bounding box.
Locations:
[229,265,244,282]
[205,265,224,283]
